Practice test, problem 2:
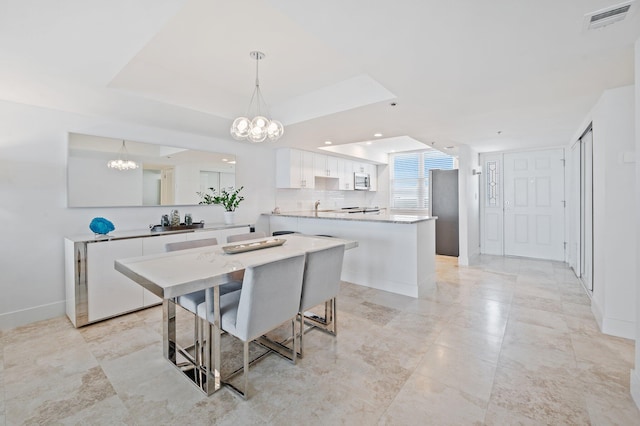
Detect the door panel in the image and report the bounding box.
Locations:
[567,143,580,273]
[480,154,504,255]
[504,149,565,260]
[515,215,528,243]
[581,130,594,291]
[514,178,528,206]
[536,215,551,244]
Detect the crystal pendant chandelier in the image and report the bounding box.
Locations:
[107,140,139,170]
[230,51,284,143]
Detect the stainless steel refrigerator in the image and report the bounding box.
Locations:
[430,169,459,257]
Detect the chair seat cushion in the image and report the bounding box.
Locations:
[177,281,242,314]
[196,289,241,329]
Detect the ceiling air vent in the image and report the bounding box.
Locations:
[584,1,635,30]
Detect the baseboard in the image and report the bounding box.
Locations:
[602,317,636,340]
[591,298,635,340]
[591,297,604,331]
[459,253,480,267]
[630,369,640,410]
[0,300,66,331]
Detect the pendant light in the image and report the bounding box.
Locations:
[107,140,139,170]
[230,51,284,142]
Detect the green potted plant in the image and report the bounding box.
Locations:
[198,186,244,224]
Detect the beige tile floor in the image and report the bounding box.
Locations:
[1,255,639,425]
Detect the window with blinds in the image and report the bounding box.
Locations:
[390,150,455,210]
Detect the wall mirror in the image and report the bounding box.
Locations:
[67,133,236,207]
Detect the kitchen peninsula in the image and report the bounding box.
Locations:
[265,211,437,298]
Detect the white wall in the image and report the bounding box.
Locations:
[583,86,636,339]
[0,99,276,330]
[631,37,640,410]
[457,144,481,265]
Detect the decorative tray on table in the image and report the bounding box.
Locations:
[222,238,286,254]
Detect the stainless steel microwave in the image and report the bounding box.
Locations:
[354,172,370,190]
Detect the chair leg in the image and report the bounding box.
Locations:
[242,341,249,399]
[332,297,337,335]
[291,318,298,365]
[297,313,304,358]
[303,297,338,335]
[194,315,200,384]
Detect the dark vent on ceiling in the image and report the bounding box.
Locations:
[590,5,631,23]
[584,1,634,30]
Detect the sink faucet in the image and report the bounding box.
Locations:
[314,200,320,212]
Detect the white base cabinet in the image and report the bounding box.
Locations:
[87,239,143,322]
[65,224,250,327]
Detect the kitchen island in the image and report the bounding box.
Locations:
[264,211,437,298]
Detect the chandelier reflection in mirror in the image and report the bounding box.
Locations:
[107,140,139,170]
[230,51,284,143]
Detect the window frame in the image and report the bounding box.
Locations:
[389,149,456,213]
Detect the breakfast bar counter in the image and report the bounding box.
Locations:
[270,210,434,224]
[264,212,437,298]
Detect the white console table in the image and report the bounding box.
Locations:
[64,224,251,327]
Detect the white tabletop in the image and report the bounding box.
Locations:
[115,234,357,299]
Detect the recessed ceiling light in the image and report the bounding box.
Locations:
[366,141,372,145]
[373,133,383,137]
[222,158,228,162]
[228,160,236,164]
[324,141,332,145]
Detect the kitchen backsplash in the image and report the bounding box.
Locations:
[275,188,385,212]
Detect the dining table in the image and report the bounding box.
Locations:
[114,233,358,395]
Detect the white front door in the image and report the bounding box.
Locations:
[503,149,565,261]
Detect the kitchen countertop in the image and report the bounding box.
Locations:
[264,211,436,224]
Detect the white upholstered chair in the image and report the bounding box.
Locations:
[165,238,242,311]
[297,244,345,357]
[197,253,306,399]
[165,237,242,368]
[226,231,266,243]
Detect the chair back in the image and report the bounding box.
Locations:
[227,231,266,243]
[165,237,218,252]
[234,253,306,342]
[299,244,345,312]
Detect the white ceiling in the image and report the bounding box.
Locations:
[1,0,639,157]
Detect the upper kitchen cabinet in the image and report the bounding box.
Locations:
[276,148,377,191]
[338,158,353,190]
[276,148,315,189]
[353,162,367,174]
[366,163,378,191]
[313,153,339,178]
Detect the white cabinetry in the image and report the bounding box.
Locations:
[87,239,143,322]
[338,158,353,190]
[366,163,378,191]
[187,227,247,244]
[65,225,251,327]
[276,148,377,191]
[140,233,187,306]
[353,162,366,174]
[313,153,339,178]
[276,149,315,189]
